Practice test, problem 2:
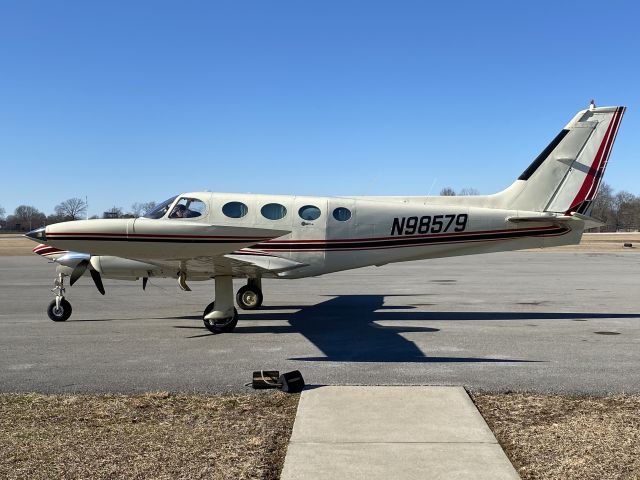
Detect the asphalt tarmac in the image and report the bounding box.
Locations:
[1,252,638,394]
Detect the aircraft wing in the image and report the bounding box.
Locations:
[134,249,307,279]
[27,218,292,261]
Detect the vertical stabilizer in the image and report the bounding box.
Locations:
[497,106,625,213]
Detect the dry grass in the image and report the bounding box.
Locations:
[0,392,299,480]
[2,392,639,479]
[473,393,640,480]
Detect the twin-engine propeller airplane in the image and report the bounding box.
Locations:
[26,104,625,333]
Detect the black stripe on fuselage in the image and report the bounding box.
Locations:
[46,226,570,251]
[518,129,570,181]
[255,226,570,250]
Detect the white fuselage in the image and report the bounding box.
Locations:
[35,191,582,281]
[218,192,580,278]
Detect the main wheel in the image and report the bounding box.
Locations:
[47,299,72,322]
[236,285,263,310]
[202,302,239,333]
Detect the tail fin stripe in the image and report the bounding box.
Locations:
[566,107,624,213]
[518,129,570,181]
[586,106,625,203]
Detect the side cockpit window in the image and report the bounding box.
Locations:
[169,198,207,219]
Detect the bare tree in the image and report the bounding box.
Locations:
[54,197,87,221]
[589,182,616,231]
[458,188,480,196]
[13,205,46,231]
[0,205,5,221]
[46,213,64,224]
[131,201,157,217]
[613,191,638,231]
[440,187,456,196]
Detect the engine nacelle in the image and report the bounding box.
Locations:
[90,256,169,280]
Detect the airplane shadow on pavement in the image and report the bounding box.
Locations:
[173,294,639,363]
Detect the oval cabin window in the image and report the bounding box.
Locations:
[222,201,248,219]
[261,203,287,220]
[298,205,321,221]
[332,207,352,221]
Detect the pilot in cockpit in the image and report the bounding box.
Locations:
[171,204,187,218]
[143,195,203,220]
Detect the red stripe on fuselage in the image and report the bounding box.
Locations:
[258,227,570,252]
[33,245,65,255]
[262,225,559,245]
[46,232,269,240]
[45,225,558,245]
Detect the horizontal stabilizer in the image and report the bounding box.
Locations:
[570,213,605,229]
[507,215,566,224]
[507,213,604,229]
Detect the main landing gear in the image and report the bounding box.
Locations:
[202,277,263,333]
[236,278,263,310]
[47,273,72,322]
[202,275,239,334]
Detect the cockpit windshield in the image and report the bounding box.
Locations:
[168,197,207,219]
[143,196,178,219]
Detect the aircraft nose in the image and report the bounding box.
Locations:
[25,227,47,242]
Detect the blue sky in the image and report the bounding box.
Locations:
[1,1,638,217]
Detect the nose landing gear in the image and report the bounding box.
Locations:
[47,273,72,321]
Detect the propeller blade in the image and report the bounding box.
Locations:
[142,277,148,290]
[178,271,191,291]
[90,269,106,295]
[69,259,89,286]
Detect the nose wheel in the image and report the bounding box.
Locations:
[47,299,72,322]
[47,273,72,321]
[236,285,263,310]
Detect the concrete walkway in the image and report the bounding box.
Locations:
[280,386,519,480]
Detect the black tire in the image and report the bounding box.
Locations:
[236,285,263,310]
[47,299,72,322]
[202,302,239,333]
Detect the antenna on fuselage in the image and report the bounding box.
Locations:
[427,178,437,196]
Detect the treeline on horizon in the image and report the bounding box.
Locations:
[0,183,638,233]
[439,184,640,232]
[0,199,157,232]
